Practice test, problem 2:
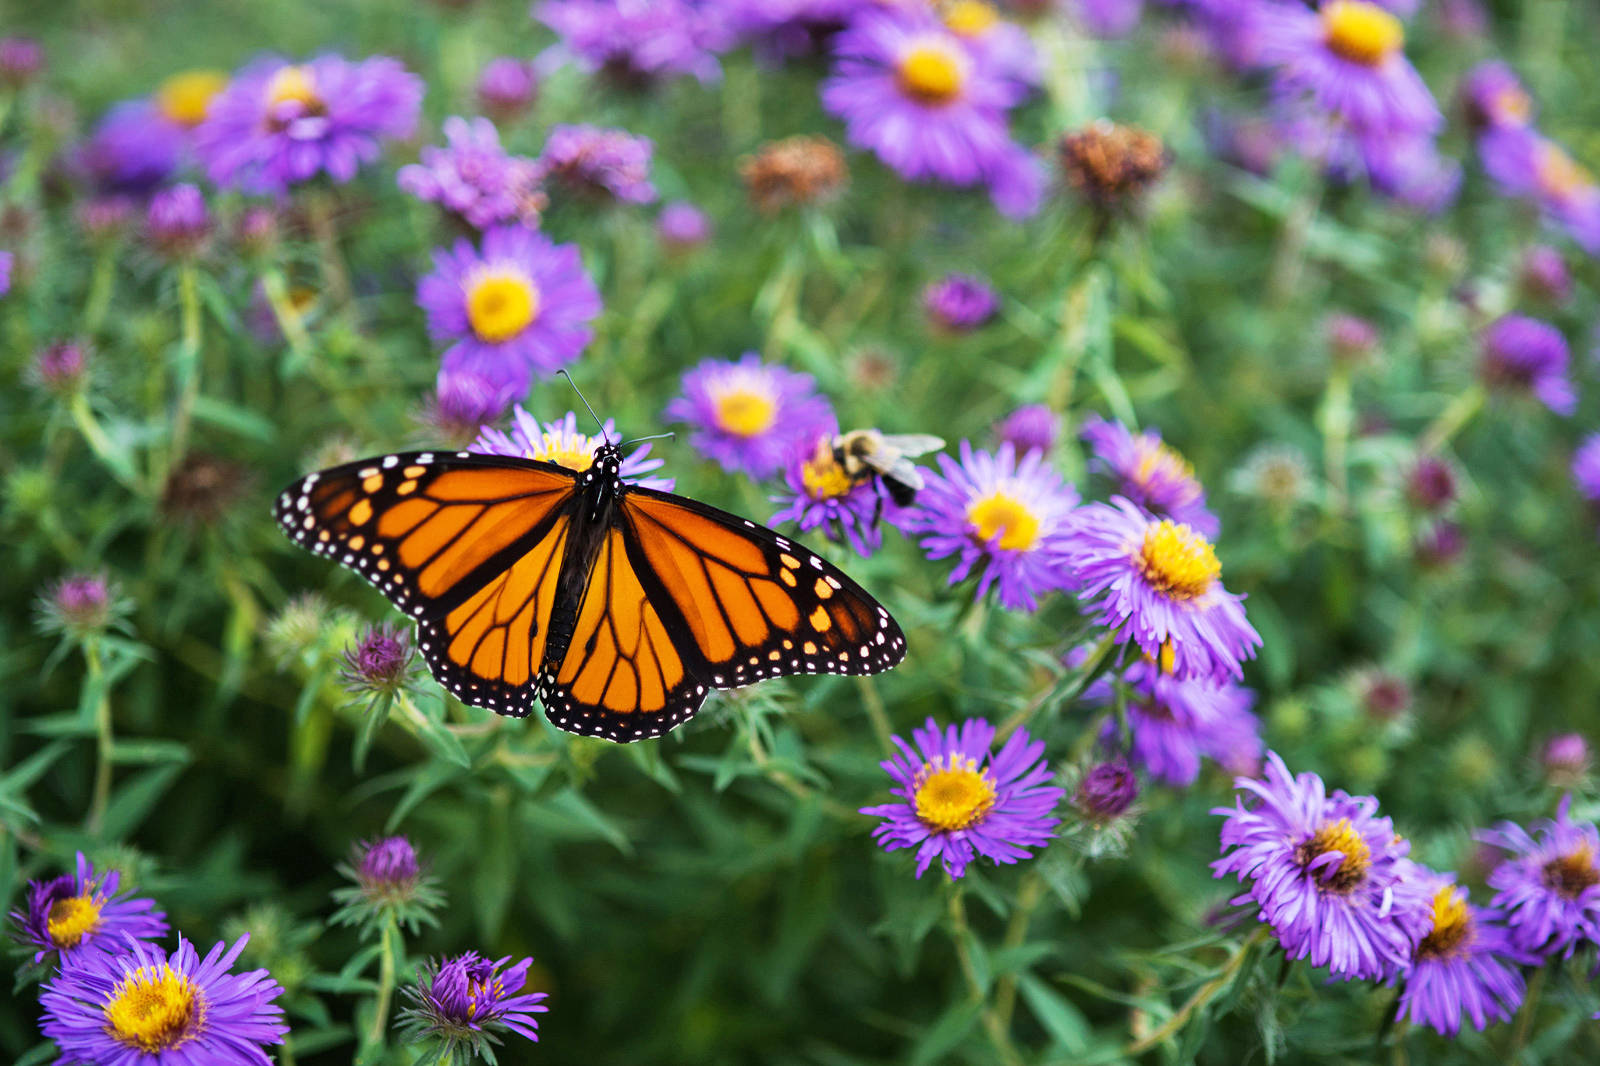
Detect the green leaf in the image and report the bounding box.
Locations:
[110,739,193,765]
[909,1000,980,1066]
[1016,974,1090,1053]
[99,763,187,839]
[352,693,394,772]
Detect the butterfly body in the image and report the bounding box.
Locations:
[276,443,906,742]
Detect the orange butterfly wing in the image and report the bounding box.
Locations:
[274,451,579,716]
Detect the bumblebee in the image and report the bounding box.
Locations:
[831,429,945,507]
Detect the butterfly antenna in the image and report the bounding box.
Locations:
[623,431,676,448]
[558,369,609,442]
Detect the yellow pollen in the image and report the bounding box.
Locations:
[1535,143,1596,202]
[534,432,598,472]
[155,70,228,127]
[1296,818,1372,893]
[465,270,540,343]
[712,388,778,438]
[898,43,964,104]
[1416,885,1474,960]
[103,964,201,1053]
[46,894,102,948]
[944,0,999,37]
[1494,87,1532,126]
[1137,520,1220,600]
[914,755,997,831]
[801,439,854,500]
[264,64,321,111]
[1321,1,1404,67]
[1134,440,1196,488]
[967,492,1040,552]
[1542,843,1600,898]
[1157,642,1176,674]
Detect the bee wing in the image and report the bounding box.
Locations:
[877,434,946,460]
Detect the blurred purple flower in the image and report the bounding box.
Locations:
[1541,733,1591,786]
[473,407,673,490]
[905,441,1079,611]
[399,117,545,229]
[9,852,167,968]
[1070,0,1143,39]
[862,717,1064,879]
[145,182,210,259]
[994,404,1058,458]
[1477,796,1600,959]
[30,340,90,396]
[425,366,518,443]
[657,199,712,251]
[1213,751,1431,980]
[0,36,43,87]
[1480,127,1600,254]
[666,353,833,478]
[1392,866,1527,1036]
[1325,312,1379,364]
[0,249,11,296]
[1479,314,1574,416]
[1081,415,1218,537]
[477,57,538,122]
[76,100,185,195]
[1459,61,1534,131]
[1405,455,1457,513]
[923,273,999,333]
[418,225,602,397]
[1574,434,1600,508]
[76,196,137,246]
[535,0,731,86]
[1084,656,1260,786]
[1073,758,1138,821]
[197,54,421,193]
[726,0,857,59]
[535,123,657,205]
[1520,245,1572,305]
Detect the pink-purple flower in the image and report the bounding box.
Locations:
[398,116,545,229]
[40,934,286,1065]
[9,852,168,969]
[905,441,1080,612]
[1477,796,1600,959]
[994,404,1059,458]
[1085,655,1260,786]
[1479,126,1600,254]
[473,407,674,490]
[197,53,421,194]
[536,0,732,86]
[820,7,1042,218]
[417,225,602,397]
[477,57,539,122]
[398,952,547,1055]
[1478,313,1575,416]
[1081,415,1219,538]
[1574,434,1600,511]
[1213,751,1431,980]
[923,272,1000,333]
[535,123,657,205]
[665,353,834,478]
[769,426,904,557]
[1460,61,1534,131]
[862,717,1064,879]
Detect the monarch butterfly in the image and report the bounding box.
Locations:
[274,439,907,742]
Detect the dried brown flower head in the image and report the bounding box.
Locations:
[1057,121,1168,207]
[161,452,253,526]
[740,135,848,214]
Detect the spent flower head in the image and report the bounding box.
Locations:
[740,135,849,213]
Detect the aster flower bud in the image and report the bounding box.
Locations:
[1073,759,1138,823]
[657,200,711,254]
[1325,312,1379,366]
[28,340,90,397]
[0,36,43,88]
[1539,733,1590,788]
[1415,520,1466,570]
[332,835,444,936]
[422,367,517,445]
[35,573,129,640]
[1351,668,1411,722]
[263,592,346,670]
[476,57,538,123]
[75,195,136,247]
[338,622,418,700]
[1405,455,1458,513]
[145,182,210,260]
[1057,120,1168,209]
[740,135,848,214]
[994,404,1058,458]
[923,273,999,334]
[234,205,279,259]
[1519,245,1571,305]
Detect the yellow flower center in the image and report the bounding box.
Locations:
[1535,142,1595,202]
[46,894,103,948]
[1493,86,1532,126]
[156,70,228,127]
[1137,520,1220,600]
[264,64,322,111]
[1295,818,1372,893]
[1416,885,1474,960]
[712,388,778,438]
[1321,0,1404,67]
[533,432,598,473]
[465,270,540,343]
[801,438,854,500]
[944,0,999,37]
[967,491,1040,552]
[1542,842,1600,898]
[898,42,965,104]
[914,755,997,831]
[103,964,202,1053]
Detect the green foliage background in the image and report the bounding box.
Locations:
[3,1,1600,1063]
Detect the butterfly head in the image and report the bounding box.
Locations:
[590,442,624,489]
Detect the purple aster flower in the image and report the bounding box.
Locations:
[535,123,657,205]
[821,7,1043,219]
[398,117,545,230]
[861,717,1064,879]
[1392,866,1527,1037]
[75,100,185,195]
[398,952,547,1055]
[1477,796,1600,959]
[35,572,131,639]
[1479,314,1574,417]
[418,224,602,397]
[1520,245,1572,305]
[658,200,712,252]
[1254,0,1441,138]
[535,0,731,87]
[1073,758,1138,821]
[923,273,999,333]
[942,0,1041,90]
[41,933,285,1064]
[725,0,856,59]
[196,53,422,194]
[0,249,11,296]
[995,404,1058,458]
[339,622,419,699]
[1085,655,1259,787]
[146,182,210,260]
[905,441,1079,612]
[1213,751,1432,980]
[1460,61,1534,131]
[665,353,834,479]
[424,365,519,444]
[473,407,674,490]
[770,428,906,557]
[1062,497,1260,683]
[477,57,539,123]
[1480,127,1600,254]
[1574,434,1600,508]
[1070,0,1144,39]
[0,36,43,87]
[8,852,167,969]
[1081,415,1219,538]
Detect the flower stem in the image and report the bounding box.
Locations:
[362,916,401,1058]
[83,247,117,337]
[990,872,1045,1032]
[68,392,141,492]
[1507,960,1545,1059]
[1123,925,1269,1055]
[167,261,203,472]
[85,639,113,835]
[261,267,315,366]
[946,887,1024,1066]
[1318,365,1353,515]
[308,189,353,308]
[1418,382,1485,455]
